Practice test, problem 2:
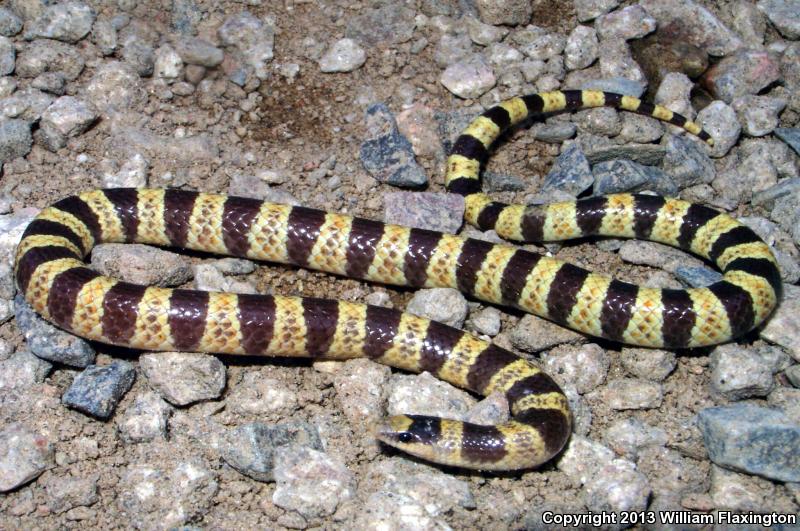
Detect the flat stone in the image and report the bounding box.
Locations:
[758,0,800,39]
[0,119,32,163]
[117,391,172,444]
[596,5,656,41]
[387,371,476,421]
[593,158,676,195]
[604,418,668,460]
[541,343,609,394]
[600,378,663,409]
[619,347,676,381]
[360,103,428,188]
[175,37,223,67]
[91,243,192,287]
[440,54,496,99]
[732,95,787,137]
[217,11,275,80]
[709,344,774,399]
[696,100,740,158]
[509,313,585,353]
[0,423,53,492]
[383,191,463,233]
[15,40,85,81]
[760,284,800,361]
[140,352,225,406]
[662,134,715,188]
[0,350,51,390]
[62,361,136,419]
[542,142,593,196]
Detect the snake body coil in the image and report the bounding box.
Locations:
[14,90,781,470]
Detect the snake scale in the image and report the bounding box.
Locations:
[14,90,782,471]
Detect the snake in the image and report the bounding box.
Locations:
[13,90,782,471]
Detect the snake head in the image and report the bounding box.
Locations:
[375,414,459,466]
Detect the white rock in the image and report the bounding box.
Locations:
[319,38,366,73]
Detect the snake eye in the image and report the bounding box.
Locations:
[398,432,414,444]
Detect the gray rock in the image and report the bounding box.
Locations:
[618,240,704,273]
[333,358,391,428]
[710,464,768,512]
[758,0,800,39]
[663,134,715,188]
[593,158,676,195]
[542,142,593,196]
[483,170,525,192]
[387,371,477,421]
[408,288,468,329]
[361,103,428,188]
[760,284,800,361]
[345,5,415,46]
[638,446,706,497]
[384,191,463,233]
[0,8,22,37]
[521,33,566,61]
[639,0,743,56]
[697,100,740,157]
[171,0,201,34]
[319,38,366,73]
[86,62,143,114]
[272,444,355,519]
[0,87,54,122]
[485,42,523,69]
[579,133,666,165]
[110,125,218,162]
[24,1,95,43]
[732,0,767,47]
[0,350,51,390]
[0,77,15,98]
[466,306,502,336]
[565,26,598,71]
[598,38,645,83]
[140,352,225,406]
[697,403,800,482]
[541,343,609,394]
[117,391,172,444]
[32,72,65,95]
[620,347,676,381]
[532,121,577,143]
[733,95,787,137]
[154,44,182,80]
[121,41,154,77]
[768,387,800,423]
[91,243,191,287]
[674,265,723,287]
[476,0,531,25]
[704,49,781,103]
[618,113,664,144]
[62,361,135,419]
[225,371,297,418]
[753,177,800,208]
[101,153,148,188]
[579,76,646,97]
[15,39,85,80]
[465,16,508,46]
[39,96,97,150]
[0,423,53,492]
[595,5,656,41]
[509,313,585,353]
[520,58,545,82]
[14,294,96,367]
[217,11,274,80]
[355,491,449,530]
[787,365,800,387]
[440,54,496,99]
[574,107,622,137]
[45,475,98,514]
[600,378,663,409]
[604,418,668,460]
[0,119,32,162]
[574,0,620,22]
[0,36,13,76]
[775,127,800,156]
[433,33,472,68]
[710,344,774,400]
[175,37,223,67]
[193,263,256,295]
[91,19,117,56]
[654,72,695,121]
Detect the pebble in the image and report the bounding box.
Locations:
[1,87,54,122]
[768,387,800,423]
[600,378,663,410]
[758,0,800,39]
[117,391,172,443]
[91,19,117,56]
[440,54,496,99]
[604,418,668,460]
[0,7,22,37]
[732,95,787,137]
[0,350,51,390]
[91,243,191,286]
[593,158,676,195]
[775,127,800,156]
[193,263,257,294]
[483,170,525,192]
[272,444,355,519]
[45,475,98,514]
[433,33,472,67]
[14,294,96,367]
[175,37,223,68]
[465,16,508,46]
[396,103,444,162]
[0,77,15,98]
[531,121,576,143]
[639,0,743,56]
[118,461,218,529]
[574,0,619,22]
[154,44,182,80]
[332,358,390,429]
[383,191,463,233]
[697,403,800,482]
[638,446,706,497]
[541,343,609,394]
[541,142,593,196]
[475,0,531,26]
[32,72,66,95]
[618,113,663,144]
[0,423,54,492]
[620,347,677,381]
[24,1,95,43]
[15,39,85,81]
[217,11,275,80]
[218,421,322,482]
[62,360,135,419]
[140,353,225,406]
[355,491,447,530]
[509,313,585,353]
[319,38,366,73]
[595,5,656,41]
[485,42,523,69]
[696,100,740,158]
[0,36,13,76]
[710,344,775,400]
[760,284,800,361]
[121,41,154,77]
[85,62,143,114]
[225,372,297,417]
[564,26,598,71]
[466,306,502,336]
[619,240,704,273]
[655,73,695,124]
[38,96,97,150]
[580,76,646,97]
[663,134,715,188]
[102,152,149,188]
[387,371,476,420]
[521,33,566,61]
[704,49,782,104]
[345,5,415,46]
[360,103,428,188]
[710,464,767,512]
[0,119,32,162]
[598,38,645,84]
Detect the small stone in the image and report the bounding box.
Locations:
[383,192,463,233]
[604,418,668,460]
[520,58,545,81]
[434,33,471,68]
[542,142,593,196]
[710,465,767,512]
[564,26,598,71]
[117,391,172,444]
[15,40,85,81]
[395,103,443,161]
[618,240,704,273]
[600,378,663,409]
[62,361,136,419]
[467,391,510,425]
[697,403,800,482]
[91,243,191,286]
[0,36,13,76]
[140,352,225,406]
[574,0,620,22]
[154,45,183,80]
[45,475,98,514]
[102,153,149,188]
[663,134,715,188]
[465,16,508,46]
[639,446,706,497]
[620,348,676,381]
[39,96,97,150]
[86,62,144,114]
[774,128,800,156]
[14,294,96,367]
[595,6,656,41]
[618,113,663,144]
[697,100,741,157]
[32,72,66,95]
[787,365,800,387]
[440,54,496,99]
[598,38,645,83]
[319,38,366,73]
[704,49,781,104]
[225,372,297,418]
[485,42,523,68]
[0,8,22,37]
[768,387,800,423]
[475,0,531,26]
[760,284,800,361]
[0,350,51,390]
[580,76,646,97]
[639,0,743,56]
[521,33,567,60]
[0,423,53,492]
[175,37,223,67]
[710,344,775,400]
[0,119,32,163]
[218,422,322,482]
[593,158,676,195]
[407,288,468,329]
[24,1,95,43]
[466,306,502,336]
[509,313,585,353]
[732,95,787,137]
[272,445,355,518]
[121,41,154,77]
[541,343,609,394]
[758,0,800,39]
[333,358,391,428]
[360,103,428,188]
[345,5,415,46]
[91,19,117,56]
[387,371,477,421]
[483,170,525,192]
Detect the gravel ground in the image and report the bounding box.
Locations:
[1,0,799,529]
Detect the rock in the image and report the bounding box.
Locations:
[407,288,468,328]
[732,95,787,137]
[663,134,715,188]
[598,38,645,83]
[388,371,477,420]
[24,1,95,43]
[620,347,676,381]
[117,391,172,444]
[710,344,774,400]
[596,6,656,41]
[758,0,800,39]
[383,191,463,233]
[574,0,619,22]
[483,170,525,192]
[121,41,154,77]
[564,26,598,71]
[345,5,415,46]
[118,461,218,530]
[45,475,98,514]
[465,16,508,46]
[395,103,444,162]
[704,49,781,104]
[0,8,22,37]
[14,294,96,367]
[593,158,676,195]
[0,36,13,76]
[140,352,225,406]
[38,96,97,150]
[580,76,646,97]
[475,0,531,26]
[360,103,428,188]
[696,100,740,157]
[62,361,136,419]
[175,37,223,67]
[91,19,117,56]
[775,127,800,156]
[509,313,585,353]
[604,418,668,460]
[0,87,54,122]
[768,387,800,423]
[193,263,256,294]
[787,365,800,387]
[0,350,51,390]
[467,391,510,425]
[319,38,366,73]
[637,446,706,497]
[440,54,496,99]
[91,243,191,286]
[15,39,85,81]
[753,177,800,207]
[434,33,475,68]
[710,465,768,511]
[541,343,609,394]
[521,33,566,60]
[0,423,53,492]
[639,0,743,56]
[760,284,800,361]
[697,403,800,482]
[154,44,183,80]
[101,153,149,188]
[225,372,297,417]
[355,491,448,530]
[485,42,524,69]
[218,421,323,482]
[272,445,355,518]
[217,11,275,80]
[542,143,593,196]
[466,306,502,336]
[333,358,391,429]
[0,119,32,162]
[655,72,695,122]
[32,72,65,95]
[600,378,663,409]
[86,62,144,114]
